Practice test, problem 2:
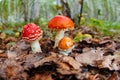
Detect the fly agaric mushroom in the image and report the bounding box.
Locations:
[58,37,74,56]
[22,23,43,53]
[48,15,74,48]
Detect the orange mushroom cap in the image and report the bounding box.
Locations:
[48,15,74,30]
[58,37,74,50]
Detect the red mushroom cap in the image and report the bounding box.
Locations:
[22,23,42,42]
[48,15,74,30]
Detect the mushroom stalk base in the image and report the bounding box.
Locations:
[30,40,42,53]
[54,30,65,48]
[59,46,74,56]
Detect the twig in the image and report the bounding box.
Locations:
[79,0,84,25]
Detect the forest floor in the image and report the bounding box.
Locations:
[0,26,120,80]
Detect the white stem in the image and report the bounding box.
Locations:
[59,46,74,56]
[54,30,65,48]
[30,40,42,53]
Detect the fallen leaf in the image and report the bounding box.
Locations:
[59,55,82,69]
[57,68,80,75]
[33,52,57,68]
[30,73,53,80]
[57,62,70,70]
[108,72,119,80]
[75,49,103,66]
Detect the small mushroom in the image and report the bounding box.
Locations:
[48,15,74,48]
[58,37,74,56]
[22,23,43,53]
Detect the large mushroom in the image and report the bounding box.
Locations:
[22,23,43,53]
[58,36,74,56]
[48,15,74,48]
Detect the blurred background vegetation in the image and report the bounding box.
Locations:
[0,0,120,38]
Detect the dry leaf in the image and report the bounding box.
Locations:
[59,55,82,69]
[75,49,103,66]
[30,73,53,80]
[57,62,70,70]
[108,72,119,80]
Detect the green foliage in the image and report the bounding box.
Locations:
[0,21,27,37]
[73,32,83,42]
[2,29,14,35]
[7,42,16,46]
[84,18,120,37]
[37,18,48,30]
[0,0,119,39]
[74,32,92,42]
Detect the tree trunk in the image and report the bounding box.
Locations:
[61,0,71,18]
[21,0,28,22]
[30,0,40,22]
[57,0,71,18]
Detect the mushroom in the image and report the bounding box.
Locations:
[58,36,74,56]
[48,15,74,48]
[22,23,43,53]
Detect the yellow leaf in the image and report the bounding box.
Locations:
[0,32,6,39]
[15,32,20,37]
[83,34,92,39]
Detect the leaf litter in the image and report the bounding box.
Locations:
[0,27,120,80]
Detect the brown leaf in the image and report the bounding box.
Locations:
[33,52,57,68]
[108,72,119,80]
[0,50,4,54]
[4,37,17,44]
[57,68,80,75]
[30,73,53,80]
[101,55,114,70]
[75,49,103,66]
[100,51,120,70]
[57,62,70,70]
[5,65,27,80]
[59,55,82,69]
[0,53,7,58]
[88,74,106,80]
[90,38,100,43]
[16,40,30,50]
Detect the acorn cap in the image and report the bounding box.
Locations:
[22,23,43,42]
[48,15,74,30]
[58,37,74,50]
